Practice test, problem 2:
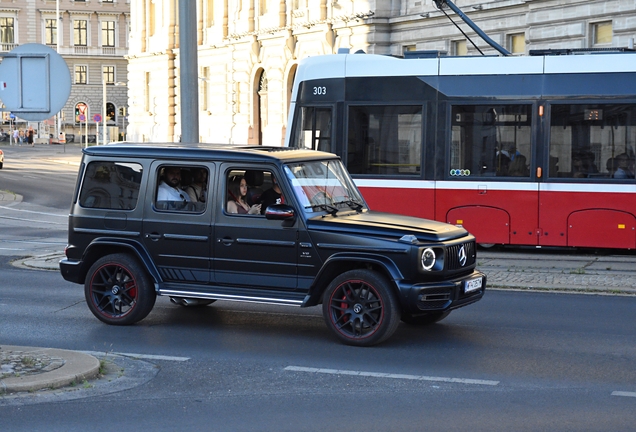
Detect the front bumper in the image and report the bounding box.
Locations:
[398,270,486,314]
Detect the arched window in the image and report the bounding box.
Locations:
[257,71,268,145]
[106,102,116,124]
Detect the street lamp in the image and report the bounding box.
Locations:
[101,79,126,145]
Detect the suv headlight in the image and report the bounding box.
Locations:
[420,248,436,271]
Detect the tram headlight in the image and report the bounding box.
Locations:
[420,248,436,271]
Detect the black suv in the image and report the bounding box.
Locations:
[60,144,486,346]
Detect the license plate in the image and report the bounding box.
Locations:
[464,277,483,293]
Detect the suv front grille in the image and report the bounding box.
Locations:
[445,241,476,271]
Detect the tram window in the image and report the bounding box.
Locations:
[549,104,636,180]
[450,105,532,178]
[290,106,332,152]
[347,105,422,176]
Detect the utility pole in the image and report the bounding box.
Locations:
[56,0,62,144]
[179,0,199,144]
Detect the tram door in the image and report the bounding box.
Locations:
[539,103,636,248]
[439,103,540,246]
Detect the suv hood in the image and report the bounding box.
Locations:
[306,210,469,242]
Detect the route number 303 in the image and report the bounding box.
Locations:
[313,86,327,95]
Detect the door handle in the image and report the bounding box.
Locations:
[145,233,162,240]
[218,237,234,246]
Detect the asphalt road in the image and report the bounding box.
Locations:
[1,265,636,431]
[1,143,635,430]
[0,145,78,258]
[0,144,78,209]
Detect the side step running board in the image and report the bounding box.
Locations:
[158,288,304,307]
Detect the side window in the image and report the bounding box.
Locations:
[291,106,332,152]
[347,105,422,176]
[79,161,142,210]
[549,104,636,180]
[155,165,208,212]
[225,169,283,215]
[450,104,532,178]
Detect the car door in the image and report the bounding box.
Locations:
[142,162,214,284]
[214,165,299,290]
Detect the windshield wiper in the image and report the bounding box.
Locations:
[305,203,339,215]
[333,200,364,212]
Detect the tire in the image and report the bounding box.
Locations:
[322,269,400,347]
[170,297,216,307]
[84,253,156,325]
[401,311,450,326]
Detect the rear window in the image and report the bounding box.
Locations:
[79,161,143,210]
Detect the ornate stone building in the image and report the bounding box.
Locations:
[0,0,130,143]
[126,0,636,145]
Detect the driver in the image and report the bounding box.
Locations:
[157,167,191,202]
[260,174,284,214]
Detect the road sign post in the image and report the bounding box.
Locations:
[93,114,102,145]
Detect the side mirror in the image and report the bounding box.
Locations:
[265,204,296,221]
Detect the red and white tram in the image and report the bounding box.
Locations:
[286,50,636,249]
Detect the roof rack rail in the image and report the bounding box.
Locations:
[529,47,636,56]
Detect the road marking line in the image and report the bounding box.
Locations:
[0,215,66,225]
[612,391,636,398]
[284,366,499,386]
[81,351,190,362]
[0,205,66,217]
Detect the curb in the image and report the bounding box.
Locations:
[13,253,64,271]
[0,346,100,394]
[0,191,21,203]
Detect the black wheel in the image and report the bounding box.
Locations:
[84,253,156,325]
[322,269,400,346]
[401,311,450,326]
[170,297,216,307]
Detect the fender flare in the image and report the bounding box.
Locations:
[80,237,162,286]
[302,252,404,307]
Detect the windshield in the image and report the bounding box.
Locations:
[284,159,366,214]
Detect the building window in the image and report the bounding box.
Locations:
[75,65,87,84]
[148,1,156,37]
[45,19,57,45]
[74,20,88,46]
[102,21,116,47]
[509,33,525,55]
[106,102,116,123]
[144,72,151,112]
[403,45,416,56]
[103,66,115,84]
[205,1,214,26]
[201,67,209,111]
[0,17,14,45]
[593,21,612,45]
[453,40,467,56]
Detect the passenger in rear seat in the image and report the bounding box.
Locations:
[227,176,262,214]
